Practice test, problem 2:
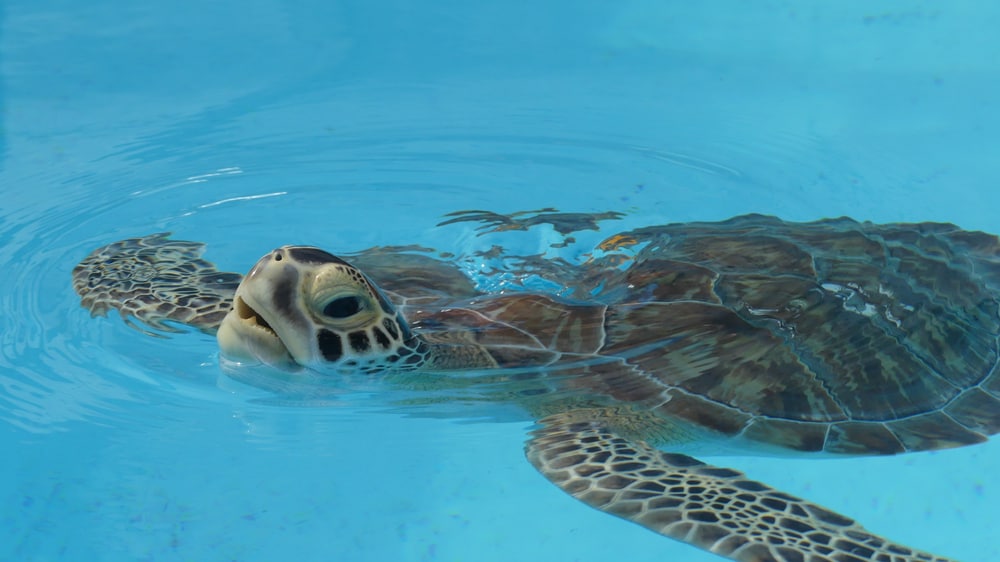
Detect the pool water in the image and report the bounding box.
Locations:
[2,1,999,561]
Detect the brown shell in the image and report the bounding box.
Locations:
[408,214,1000,455]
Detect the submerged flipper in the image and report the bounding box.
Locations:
[526,412,953,562]
[72,233,242,335]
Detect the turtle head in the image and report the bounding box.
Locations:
[217,246,428,372]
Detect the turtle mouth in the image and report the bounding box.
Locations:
[234,296,279,339]
[218,294,298,370]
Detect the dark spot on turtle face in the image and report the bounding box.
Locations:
[318,329,343,362]
[372,326,391,349]
[273,272,298,318]
[349,330,370,353]
[382,317,400,339]
[288,247,350,265]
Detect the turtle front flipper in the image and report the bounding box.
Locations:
[526,412,953,562]
[72,234,242,335]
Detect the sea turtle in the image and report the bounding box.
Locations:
[73,213,1000,562]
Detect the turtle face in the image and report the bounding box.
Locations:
[217,246,427,372]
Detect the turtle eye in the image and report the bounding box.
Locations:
[323,296,363,318]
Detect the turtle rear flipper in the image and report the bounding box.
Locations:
[527,412,953,562]
[72,234,242,335]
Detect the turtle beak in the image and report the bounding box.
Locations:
[233,296,277,336]
[217,294,297,370]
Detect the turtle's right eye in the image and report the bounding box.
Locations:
[323,295,363,318]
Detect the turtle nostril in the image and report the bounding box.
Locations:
[274,252,283,262]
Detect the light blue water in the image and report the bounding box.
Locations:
[2,2,999,561]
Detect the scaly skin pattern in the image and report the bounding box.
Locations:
[528,413,952,562]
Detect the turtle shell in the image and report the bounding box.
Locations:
[414,214,1000,456]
